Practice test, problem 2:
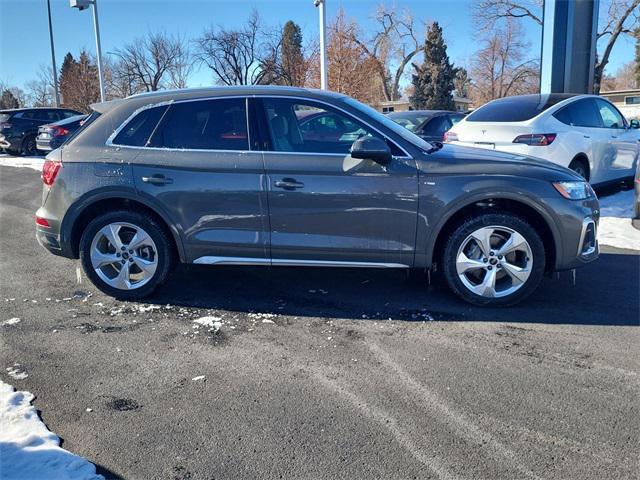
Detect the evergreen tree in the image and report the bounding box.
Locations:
[0,89,19,109]
[410,22,456,110]
[281,20,304,86]
[453,67,470,98]
[59,52,78,107]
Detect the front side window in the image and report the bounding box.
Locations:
[113,105,167,147]
[262,98,401,155]
[596,99,625,129]
[152,98,249,150]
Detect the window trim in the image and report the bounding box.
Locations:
[105,94,412,159]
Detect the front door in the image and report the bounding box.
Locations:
[256,97,419,267]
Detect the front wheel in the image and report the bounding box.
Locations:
[442,213,545,306]
[79,210,174,300]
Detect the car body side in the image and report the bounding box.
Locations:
[36,87,598,275]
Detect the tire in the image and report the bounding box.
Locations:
[442,213,545,307]
[21,135,37,156]
[79,210,174,300]
[568,158,590,181]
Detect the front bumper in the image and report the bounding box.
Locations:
[554,196,600,271]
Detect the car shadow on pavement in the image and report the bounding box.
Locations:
[146,252,639,327]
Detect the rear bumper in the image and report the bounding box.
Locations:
[35,206,75,259]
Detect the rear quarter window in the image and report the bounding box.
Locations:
[112,105,168,147]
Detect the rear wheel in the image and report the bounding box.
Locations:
[442,213,545,306]
[79,210,174,300]
[21,135,37,156]
[568,157,590,181]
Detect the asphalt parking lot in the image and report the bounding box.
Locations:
[1,165,639,479]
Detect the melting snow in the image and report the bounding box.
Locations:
[2,317,20,326]
[6,364,28,380]
[0,154,45,171]
[0,380,104,480]
[193,316,222,332]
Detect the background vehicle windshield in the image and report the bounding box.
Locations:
[341,97,433,151]
[386,111,433,131]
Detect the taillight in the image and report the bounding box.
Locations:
[52,126,70,136]
[443,131,458,142]
[42,159,61,186]
[35,216,50,228]
[513,134,556,146]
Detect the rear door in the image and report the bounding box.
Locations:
[256,96,418,267]
[124,97,269,263]
[594,98,638,181]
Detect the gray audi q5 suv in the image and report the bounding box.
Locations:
[36,86,599,306]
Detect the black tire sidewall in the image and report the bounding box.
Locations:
[22,135,37,156]
[442,213,546,307]
[79,210,173,300]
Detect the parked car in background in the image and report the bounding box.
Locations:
[36,114,87,152]
[0,107,82,156]
[445,94,639,186]
[36,86,599,307]
[387,110,465,142]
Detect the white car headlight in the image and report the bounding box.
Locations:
[552,181,595,200]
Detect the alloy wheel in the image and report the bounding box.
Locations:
[89,222,158,290]
[455,225,533,298]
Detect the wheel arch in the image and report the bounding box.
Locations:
[62,189,185,262]
[568,153,591,181]
[427,194,560,274]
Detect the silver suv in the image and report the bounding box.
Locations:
[36,86,599,306]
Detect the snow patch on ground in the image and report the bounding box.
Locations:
[0,380,104,480]
[6,364,28,380]
[1,317,21,326]
[193,316,222,332]
[598,189,640,251]
[0,154,45,172]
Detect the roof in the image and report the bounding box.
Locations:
[91,85,347,114]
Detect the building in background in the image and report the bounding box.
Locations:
[600,89,640,120]
[377,95,473,114]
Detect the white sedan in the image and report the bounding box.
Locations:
[445,94,639,186]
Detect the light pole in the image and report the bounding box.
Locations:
[314,0,328,90]
[46,0,60,106]
[70,0,106,102]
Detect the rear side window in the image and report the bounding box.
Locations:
[113,105,167,147]
[466,95,572,122]
[553,99,602,128]
[422,115,451,137]
[151,98,249,151]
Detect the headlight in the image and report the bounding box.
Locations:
[552,181,595,200]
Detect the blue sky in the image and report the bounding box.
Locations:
[0,0,635,90]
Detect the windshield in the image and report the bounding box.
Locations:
[387,111,433,132]
[341,97,433,152]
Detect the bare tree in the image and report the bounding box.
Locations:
[195,10,271,85]
[475,0,640,93]
[470,19,539,105]
[349,4,422,101]
[326,9,384,104]
[113,31,190,92]
[26,65,55,107]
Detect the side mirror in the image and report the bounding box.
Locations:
[350,136,392,165]
[630,119,640,129]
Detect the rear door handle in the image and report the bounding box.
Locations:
[274,178,305,190]
[141,174,173,185]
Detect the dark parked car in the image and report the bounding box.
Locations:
[36,114,87,152]
[387,110,465,142]
[36,86,599,306]
[0,107,82,156]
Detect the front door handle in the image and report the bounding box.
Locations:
[274,178,304,190]
[141,174,173,186]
